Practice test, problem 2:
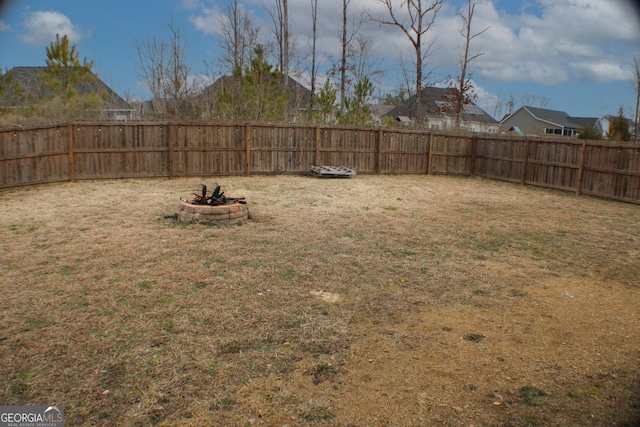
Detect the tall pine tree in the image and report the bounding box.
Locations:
[41,34,96,104]
[215,45,289,122]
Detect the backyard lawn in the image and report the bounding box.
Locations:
[1,174,639,426]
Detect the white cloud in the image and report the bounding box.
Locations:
[188,0,640,90]
[467,0,640,85]
[0,20,9,32]
[189,2,264,39]
[472,81,501,116]
[189,6,223,37]
[480,60,570,85]
[570,61,635,82]
[21,10,86,46]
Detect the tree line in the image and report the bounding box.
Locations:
[137,0,487,126]
[0,0,487,127]
[0,0,638,140]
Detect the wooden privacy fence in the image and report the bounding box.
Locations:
[1,121,639,204]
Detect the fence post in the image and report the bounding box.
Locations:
[576,140,587,196]
[67,122,74,182]
[521,139,530,186]
[428,133,434,175]
[245,124,251,176]
[315,125,321,166]
[377,129,383,174]
[168,123,175,179]
[470,135,478,176]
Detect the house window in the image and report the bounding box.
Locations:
[430,124,441,130]
[545,128,561,135]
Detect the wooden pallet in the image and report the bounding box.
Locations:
[309,165,356,178]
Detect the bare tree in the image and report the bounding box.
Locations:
[372,0,444,122]
[519,93,551,109]
[134,23,198,119]
[634,57,639,142]
[335,0,366,113]
[267,0,290,88]
[308,0,319,120]
[135,35,167,114]
[340,0,350,113]
[351,34,384,88]
[492,91,504,120]
[395,53,415,99]
[446,0,490,126]
[217,0,260,75]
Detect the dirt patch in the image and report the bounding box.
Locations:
[0,175,639,426]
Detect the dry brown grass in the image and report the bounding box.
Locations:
[1,175,639,426]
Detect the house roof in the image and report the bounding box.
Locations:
[1,66,131,111]
[509,106,597,130]
[370,104,396,118]
[570,117,599,130]
[385,86,498,124]
[199,74,314,110]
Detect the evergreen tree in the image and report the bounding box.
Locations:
[42,34,97,104]
[314,79,337,123]
[577,125,603,140]
[215,45,288,122]
[0,69,29,107]
[607,107,631,141]
[338,76,373,125]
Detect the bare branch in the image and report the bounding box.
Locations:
[217,0,260,74]
[371,0,444,122]
[447,0,491,126]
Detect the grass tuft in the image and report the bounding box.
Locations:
[521,386,547,406]
[299,399,335,422]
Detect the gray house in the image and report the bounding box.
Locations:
[598,115,638,141]
[500,106,600,138]
[385,86,500,133]
[199,74,314,122]
[0,66,134,120]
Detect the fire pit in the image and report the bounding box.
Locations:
[179,184,249,225]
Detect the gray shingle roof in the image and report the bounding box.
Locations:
[199,74,313,110]
[1,66,131,111]
[522,106,597,130]
[385,86,498,124]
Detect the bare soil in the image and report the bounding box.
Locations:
[0,175,639,426]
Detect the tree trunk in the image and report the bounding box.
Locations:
[340,0,348,114]
[283,0,289,89]
[635,57,639,142]
[309,0,318,121]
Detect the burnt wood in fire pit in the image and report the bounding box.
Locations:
[189,184,246,206]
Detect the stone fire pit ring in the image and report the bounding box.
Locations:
[178,200,249,225]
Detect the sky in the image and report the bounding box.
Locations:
[0,0,639,120]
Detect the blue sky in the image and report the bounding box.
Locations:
[1,0,639,120]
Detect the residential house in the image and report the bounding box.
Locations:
[384,86,500,133]
[199,74,314,122]
[500,106,600,138]
[598,115,638,142]
[0,66,134,120]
